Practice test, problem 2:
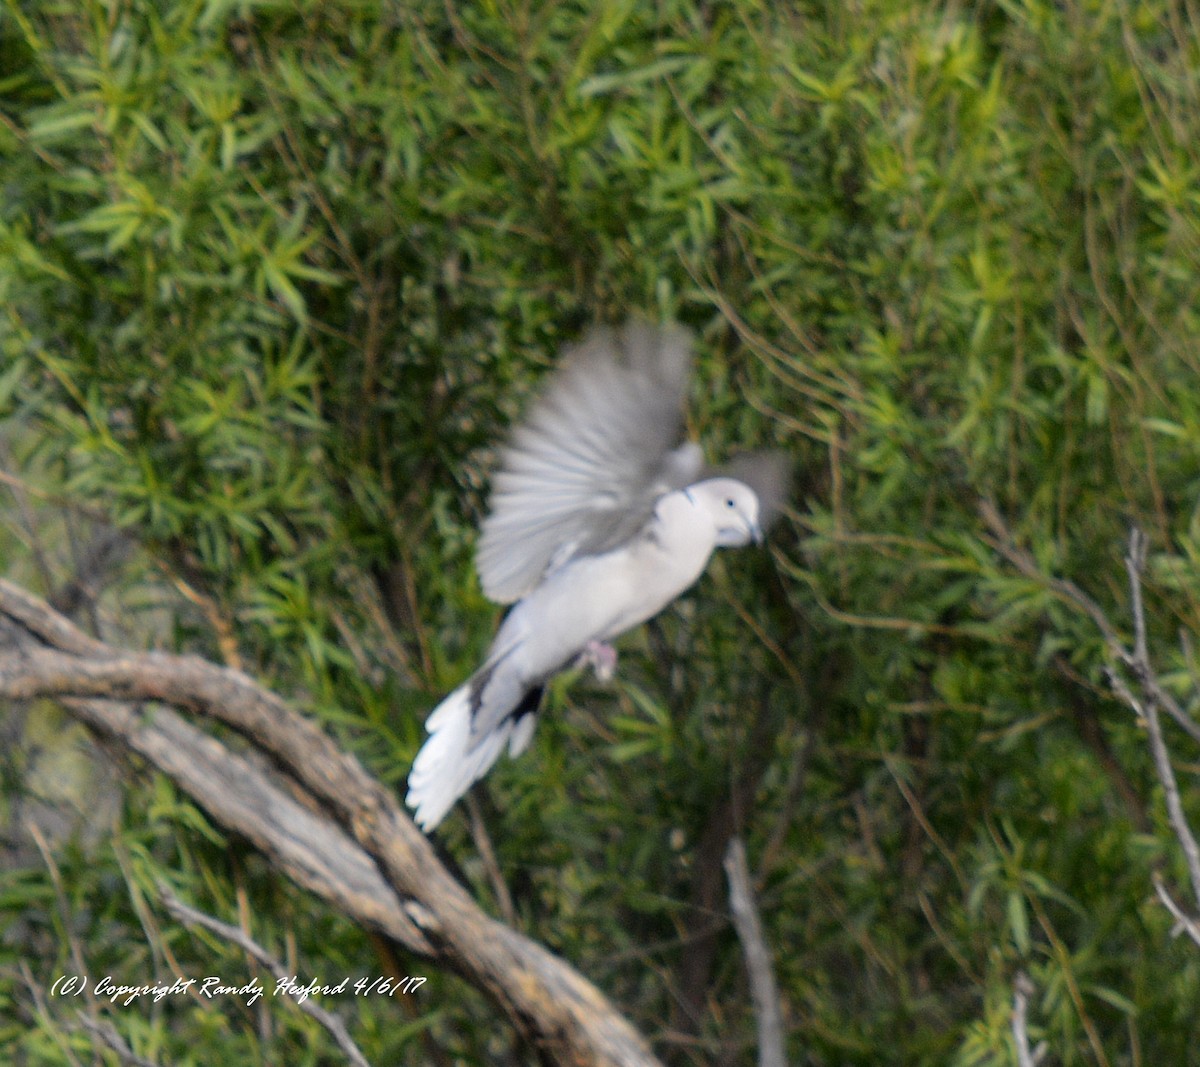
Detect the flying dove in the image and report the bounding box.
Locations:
[406,321,787,830]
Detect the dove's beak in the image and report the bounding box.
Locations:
[750,520,764,545]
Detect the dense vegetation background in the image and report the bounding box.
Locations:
[2,0,1200,1063]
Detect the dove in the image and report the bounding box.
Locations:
[405,321,787,830]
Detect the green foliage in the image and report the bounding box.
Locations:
[3,0,1200,1063]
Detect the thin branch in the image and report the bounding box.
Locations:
[1116,540,1200,913]
[1011,972,1047,1067]
[158,883,370,1067]
[1125,530,1150,664]
[980,502,1200,746]
[978,500,1126,652]
[466,794,517,927]
[1105,662,1200,914]
[17,960,86,1067]
[724,838,785,1067]
[982,511,1200,944]
[25,819,92,998]
[1152,875,1200,948]
[74,1015,163,1067]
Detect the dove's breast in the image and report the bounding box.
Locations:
[492,489,720,685]
[594,489,720,638]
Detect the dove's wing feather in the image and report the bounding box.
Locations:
[476,322,702,603]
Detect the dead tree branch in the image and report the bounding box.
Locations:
[1011,972,1047,1067]
[980,507,1200,946]
[724,838,785,1067]
[0,578,661,1067]
[979,502,1200,746]
[1116,533,1200,920]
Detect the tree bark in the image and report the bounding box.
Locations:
[0,578,661,1067]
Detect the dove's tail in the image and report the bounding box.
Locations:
[405,681,543,831]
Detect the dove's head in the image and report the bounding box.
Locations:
[687,478,763,547]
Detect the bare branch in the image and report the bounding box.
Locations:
[978,500,1127,654]
[1116,542,1200,914]
[724,838,785,1067]
[16,960,85,1067]
[74,1015,163,1067]
[1152,876,1200,948]
[981,512,1200,945]
[0,578,662,1067]
[158,883,371,1067]
[1124,529,1150,664]
[1011,972,1047,1067]
[25,819,92,996]
[467,794,517,927]
[980,503,1200,746]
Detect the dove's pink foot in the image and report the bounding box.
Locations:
[577,639,618,682]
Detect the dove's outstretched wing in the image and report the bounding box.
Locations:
[476,321,704,604]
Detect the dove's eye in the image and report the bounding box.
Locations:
[725,498,736,508]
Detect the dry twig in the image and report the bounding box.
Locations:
[979,502,1200,746]
[1110,533,1200,917]
[724,838,785,1067]
[74,1016,162,1067]
[158,882,371,1067]
[981,507,1200,946]
[1011,972,1047,1067]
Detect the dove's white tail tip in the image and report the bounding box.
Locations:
[405,684,474,831]
[405,684,540,832]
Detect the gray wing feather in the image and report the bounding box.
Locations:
[477,321,702,604]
